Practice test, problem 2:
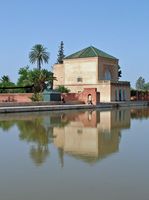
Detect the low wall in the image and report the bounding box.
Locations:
[131,91,149,101]
[62,88,99,105]
[61,93,79,101]
[131,94,149,101]
[0,93,33,103]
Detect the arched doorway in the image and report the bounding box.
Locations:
[88,94,92,104]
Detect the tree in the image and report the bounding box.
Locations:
[57,41,65,64]
[17,66,31,84]
[1,75,10,83]
[0,75,15,93]
[17,66,56,94]
[29,69,55,93]
[29,44,49,70]
[135,76,145,90]
[17,66,33,92]
[144,82,149,91]
[118,65,122,79]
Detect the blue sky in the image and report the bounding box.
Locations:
[0,0,149,87]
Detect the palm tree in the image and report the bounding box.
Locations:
[1,75,10,83]
[29,44,49,70]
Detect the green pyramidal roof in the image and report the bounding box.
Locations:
[65,46,117,60]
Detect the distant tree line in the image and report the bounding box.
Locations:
[135,76,149,91]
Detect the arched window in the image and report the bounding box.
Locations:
[77,77,83,82]
[115,89,119,101]
[105,69,111,80]
[123,90,125,101]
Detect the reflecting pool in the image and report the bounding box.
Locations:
[0,108,149,200]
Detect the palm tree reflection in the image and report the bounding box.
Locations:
[30,145,49,166]
[17,117,52,166]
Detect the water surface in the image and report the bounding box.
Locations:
[0,108,149,200]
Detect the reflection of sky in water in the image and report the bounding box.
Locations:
[0,108,149,200]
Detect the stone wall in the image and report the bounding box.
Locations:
[62,88,99,105]
[62,82,111,102]
[0,93,33,103]
[64,57,98,85]
[53,63,64,87]
[53,57,98,89]
[61,93,79,102]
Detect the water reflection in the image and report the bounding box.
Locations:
[0,108,148,166]
[53,109,130,166]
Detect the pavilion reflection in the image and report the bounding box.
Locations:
[53,109,131,166]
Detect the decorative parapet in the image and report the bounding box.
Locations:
[111,81,130,87]
[98,80,130,86]
[98,80,111,84]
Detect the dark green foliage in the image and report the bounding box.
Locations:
[131,89,137,96]
[55,85,70,93]
[30,93,43,101]
[30,69,55,93]
[29,44,49,70]
[144,82,149,91]
[0,75,16,93]
[17,67,56,94]
[0,121,15,130]
[17,66,32,92]
[57,41,65,64]
[118,65,122,79]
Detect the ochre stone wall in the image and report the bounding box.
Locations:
[64,57,98,85]
[62,82,111,102]
[53,63,64,87]
[53,57,98,89]
[98,57,118,81]
[53,56,130,102]
[95,82,111,102]
[53,57,119,89]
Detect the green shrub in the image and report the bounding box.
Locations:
[55,85,70,93]
[30,93,43,101]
